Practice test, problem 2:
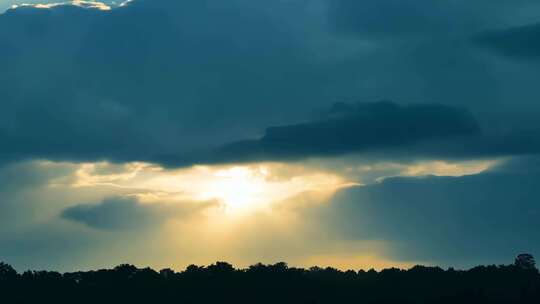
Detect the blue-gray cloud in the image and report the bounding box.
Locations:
[327,0,540,37]
[0,161,75,229]
[0,0,538,167]
[311,157,540,266]
[164,101,482,165]
[0,0,339,165]
[61,197,214,230]
[163,101,540,166]
[328,0,473,37]
[476,23,540,59]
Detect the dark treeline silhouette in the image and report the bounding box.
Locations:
[1,261,539,303]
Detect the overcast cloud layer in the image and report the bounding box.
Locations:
[0,0,539,166]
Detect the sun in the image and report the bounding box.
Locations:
[209,167,267,214]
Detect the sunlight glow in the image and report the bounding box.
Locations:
[52,158,499,217]
[207,167,267,213]
[403,160,497,177]
[63,162,352,216]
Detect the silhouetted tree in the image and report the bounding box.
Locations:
[159,268,175,279]
[516,254,537,270]
[0,262,17,281]
[0,260,539,304]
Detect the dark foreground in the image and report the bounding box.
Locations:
[1,262,539,304]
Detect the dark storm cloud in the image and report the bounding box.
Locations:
[168,101,481,165]
[328,0,476,37]
[162,101,540,166]
[0,0,539,167]
[61,196,214,230]
[0,0,331,164]
[327,0,540,37]
[475,22,540,59]
[312,157,540,266]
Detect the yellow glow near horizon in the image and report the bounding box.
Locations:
[35,158,502,270]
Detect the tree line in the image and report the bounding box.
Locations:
[1,261,539,303]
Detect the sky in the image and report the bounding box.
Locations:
[0,0,540,272]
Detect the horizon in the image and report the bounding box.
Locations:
[1,257,537,274]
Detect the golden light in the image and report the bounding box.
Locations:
[37,158,501,270]
[205,167,267,214]
[65,162,352,216]
[198,165,352,215]
[59,159,499,218]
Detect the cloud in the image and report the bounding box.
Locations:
[0,156,536,271]
[0,0,331,165]
[10,1,112,11]
[327,0,474,37]
[167,101,481,165]
[164,101,540,166]
[475,23,540,59]
[0,0,539,270]
[0,0,539,168]
[0,161,78,229]
[310,157,540,266]
[61,196,214,230]
[327,0,540,37]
